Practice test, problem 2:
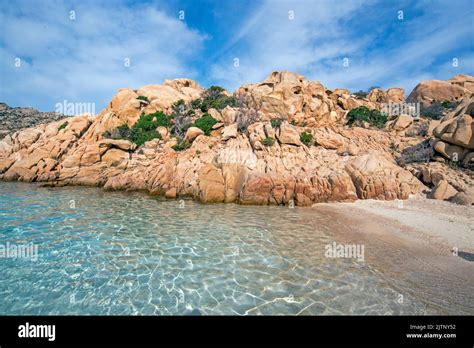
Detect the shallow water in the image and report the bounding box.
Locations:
[0,182,433,315]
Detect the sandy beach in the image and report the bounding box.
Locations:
[316,198,474,314]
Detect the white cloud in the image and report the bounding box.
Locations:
[209,0,473,96]
[0,0,207,111]
[209,0,370,90]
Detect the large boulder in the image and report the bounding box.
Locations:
[390,114,414,131]
[407,77,471,107]
[367,88,404,104]
[434,114,473,149]
[98,139,136,151]
[345,153,423,200]
[221,123,238,141]
[433,140,469,161]
[197,164,225,203]
[184,127,204,142]
[276,122,301,146]
[447,74,474,92]
[430,179,458,200]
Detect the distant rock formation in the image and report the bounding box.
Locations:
[0,103,66,139]
[0,72,472,205]
[407,74,474,107]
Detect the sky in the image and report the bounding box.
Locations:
[0,0,473,112]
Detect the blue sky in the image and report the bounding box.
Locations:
[0,0,473,112]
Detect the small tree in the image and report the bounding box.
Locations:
[235,95,261,132]
[170,99,194,137]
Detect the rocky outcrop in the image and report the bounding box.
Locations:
[367,88,405,104]
[407,75,473,107]
[1,71,473,206]
[448,74,474,92]
[345,153,423,200]
[0,103,67,139]
[431,96,474,167]
[386,114,414,132]
[236,71,376,127]
[185,127,204,142]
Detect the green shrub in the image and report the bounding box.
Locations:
[200,95,236,112]
[441,100,457,109]
[346,106,388,128]
[136,96,150,103]
[300,132,313,146]
[104,112,168,146]
[271,119,283,128]
[194,113,218,135]
[262,137,275,146]
[130,128,161,146]
[136,111,171,129]
[353,90,368,99]
[115,124,132,138]
[191,99,202,110]
[207,85,225,96]
[420,102,444,120]
[58,121,68,131]
[172,138,191,151]
[198,86,237,111]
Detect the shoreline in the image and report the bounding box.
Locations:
[315,198,474,314]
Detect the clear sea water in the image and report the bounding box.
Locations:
[0,182,437,315]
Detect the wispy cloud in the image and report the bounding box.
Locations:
[0,0,472,111]
[209,0,474,94]
[0,0,207,111]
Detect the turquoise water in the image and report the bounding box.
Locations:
[0,182,431,315]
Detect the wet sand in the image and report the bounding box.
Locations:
[315,198,474,314]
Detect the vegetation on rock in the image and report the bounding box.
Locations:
[104,112,168,146]
[271,119,283,128]
[235,96,261,132]
[170,99,195,137]
[193,86,237,112]
[352,86,380,99]
[136,111,171,129]
[58,121,68,131]
[171,137,191,151]
[441,100,457,109]
[300,132,313,146]
[262,137,275,146]
[193,113,218,135]
[346,106,388,128]
[420,102,444,120]
[136,96,150,103]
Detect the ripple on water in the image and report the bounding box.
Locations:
[0,182,431,315]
